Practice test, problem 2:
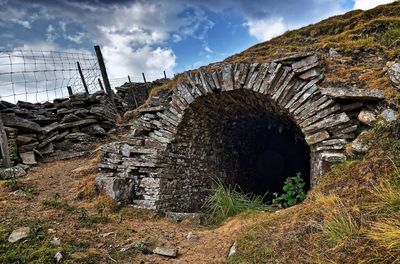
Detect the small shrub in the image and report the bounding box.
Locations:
[204,180,270,224]
[275,173,306,208]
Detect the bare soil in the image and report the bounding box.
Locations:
[0,155,253,263]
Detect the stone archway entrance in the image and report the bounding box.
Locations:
[161,89,311,212]
[97,53,369,212]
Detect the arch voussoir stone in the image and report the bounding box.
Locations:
[96,53,384,212]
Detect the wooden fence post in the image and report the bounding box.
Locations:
[142,72,147,84]
[163,70,167,79]
[0,113,11,167]
[128,75,138,108]
[67,86,73,97]
[94,45,115,110]
[97,78,104,92]
[76,61,89,94]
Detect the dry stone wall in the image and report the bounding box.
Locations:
[116,79,169,110]
[0,91,122,177]
[97,53,386,213]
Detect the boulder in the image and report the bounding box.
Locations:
[50,237,61,246]
[381,109,398,122]
[329,48,341,57]
[8,227,30,243]
[95,176,135,203]
[54,252,63,263]
[228,241,237,257]
[388,62,400,89]
[153,247,178,258]
[349,131,370,155]
[186,232,199,241]
[0,165,26,179]
[358,110,376,126]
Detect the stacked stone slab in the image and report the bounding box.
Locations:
[116,78,169,111]
[0,91,120,170]
[97,53,385,212]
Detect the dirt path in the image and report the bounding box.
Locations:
[0,156,250,263]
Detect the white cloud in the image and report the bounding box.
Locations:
[46,24,57,42]
[9,18,31,29]
[103,44,176,81]
[354,0,395,10]
[65,32,85,44]
[245,17,288,41]
[172,34,183,43]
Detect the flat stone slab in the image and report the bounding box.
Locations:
[320,87,384,100]
[2,114,42,133]
[8,227,30,243]
[153,247,178,258]
[321,153,346,163]
[20,151,37,165]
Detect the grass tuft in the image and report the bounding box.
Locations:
[368,218,400,256]
[204,180,271,224]
[323,209,360,246]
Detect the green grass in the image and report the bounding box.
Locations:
[4,178,23,191]
[41,199,77,212]
[204,180,272,224]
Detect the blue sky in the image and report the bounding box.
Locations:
[0,0,395,80]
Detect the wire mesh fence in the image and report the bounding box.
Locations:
[0,50,102,103]
[0,49,170,104]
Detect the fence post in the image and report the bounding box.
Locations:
[94,45,115,110]
[128,75,138,108]
[163,70,167,79]
[67,86,73,97]
[142,72,147,84]
[98,78,104,92]
[0,113,11,167]
[76,61,89,94]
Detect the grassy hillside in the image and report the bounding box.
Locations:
[219,5,400,262]
[227,118,400,263]
[225,1,400,102]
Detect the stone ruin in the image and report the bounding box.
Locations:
[96,53,387,213]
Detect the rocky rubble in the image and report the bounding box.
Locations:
[0,91,121,176]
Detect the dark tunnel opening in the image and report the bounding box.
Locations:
[161,89,311,212]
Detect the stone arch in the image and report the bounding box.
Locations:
[150,55,351,212]
[97,53,360,212]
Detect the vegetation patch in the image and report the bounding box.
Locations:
[204,180,272,224]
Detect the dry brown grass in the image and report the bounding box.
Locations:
[228,120,400,263]
[223,1,400,94]
[122,75,185,121]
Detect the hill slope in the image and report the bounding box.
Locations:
[224,1,400,101]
